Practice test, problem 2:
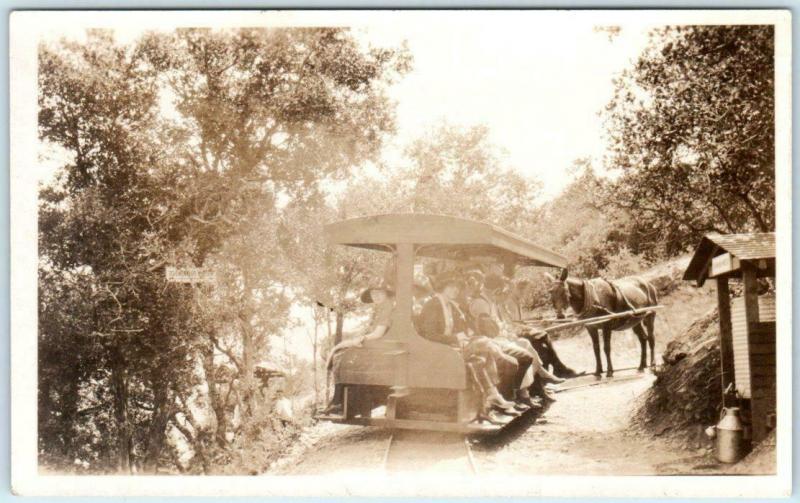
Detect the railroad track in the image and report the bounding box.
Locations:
[378,370,651,474]
[553,367,653,393]
[382,430,477,474]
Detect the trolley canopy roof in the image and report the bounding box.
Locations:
[683,232,775,286]
[324,213,567,268]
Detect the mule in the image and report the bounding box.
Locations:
[545,269,658,377]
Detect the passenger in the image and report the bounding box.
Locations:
[503,279,531,322]
[471,273,565,402]
[501,278,581,379]
[416,271,522,420]
[416,270,470,347]
[455,269,530,406]
[412,274,434,316]
[323,286,395,416]
[457,268,486,332]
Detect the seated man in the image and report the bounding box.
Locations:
[471,273,564,402]
[417,270,522,420]
[501,278,580,379]
[323,285,394,416]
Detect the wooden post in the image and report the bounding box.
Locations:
[742,262,767,443]
[390,243,414,388]
[742,262,761,326]
[393,243,414,343]
[715,277,736,399]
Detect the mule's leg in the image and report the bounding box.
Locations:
[588,328,602,377]
[601,328,614,377]
[645,314,656,367]
[632,323,647,372]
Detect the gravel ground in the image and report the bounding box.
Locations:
[269,335,726,477]
[471,373,722,475]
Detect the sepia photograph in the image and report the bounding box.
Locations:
[9,9,791,497]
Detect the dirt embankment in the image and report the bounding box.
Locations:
[632,307,722,448]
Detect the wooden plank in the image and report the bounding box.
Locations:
[715,277,736,396]
[751,388,776,400]
[747,330,776,345]
[751,370,776,379]
[748,344,775,355]
[742,263,768,443]
[751,354,776,366]
[710,253,741,278]
[750,321,777,331]
[742,262,761,325]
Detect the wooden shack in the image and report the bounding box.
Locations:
[683,233,776,444]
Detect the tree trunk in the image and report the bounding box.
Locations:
[312,310,319,406]
[143,381,173,474]
[239,313,256,420]
[325,308,333,404]
[202,344,228,447]
[110,359,132,473]
[740,192,771,232]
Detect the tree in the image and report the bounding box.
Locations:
[342,123,542,233]
[37,27,409,473]
[143,28,409,435]
[604,25,775,255]
[38,30,207,473]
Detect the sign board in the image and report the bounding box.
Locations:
[165,266,216,284]
[710,253,741,278]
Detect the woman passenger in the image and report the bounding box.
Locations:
[323,286,395,416]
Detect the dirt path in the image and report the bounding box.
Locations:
[269,373,719,476]
[471,373,719,475]
[268,335,722,476]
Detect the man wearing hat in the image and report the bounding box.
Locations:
[416,270,470,346]
[323,284,395,416]
[417,270,524,421]
[471,273,566,403]
[500,279,581,379]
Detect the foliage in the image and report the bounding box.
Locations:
[38,27,407,474]
[341,123,542,233]
[598,246,650,279]
[605,25,775,256]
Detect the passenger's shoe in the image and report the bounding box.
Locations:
[555,366,582,379]
[519,395,543,409]
[322,403,343,416]
[539,389,558,402]
[513,400,531,412]
[492,403,521,417]
[487,392,517,410]
[540,374,566,385]
[477,410,511,425]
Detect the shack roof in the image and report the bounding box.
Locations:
[683,232,775,283]
[324,213,567,268]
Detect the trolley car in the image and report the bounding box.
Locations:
[319,214,567,434]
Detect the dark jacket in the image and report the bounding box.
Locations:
[417,295,468,346]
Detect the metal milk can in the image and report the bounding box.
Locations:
[714,407,747,463]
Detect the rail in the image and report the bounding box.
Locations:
[382,430,477,474]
